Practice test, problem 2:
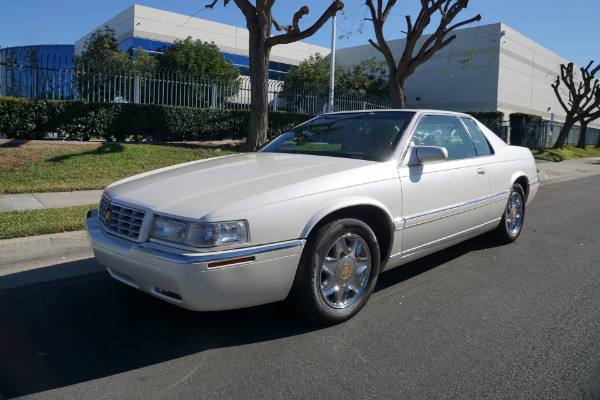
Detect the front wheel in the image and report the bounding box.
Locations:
[493,183,525,244]
[289,218,380,325]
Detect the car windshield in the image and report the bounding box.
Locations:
[260,111,416,161]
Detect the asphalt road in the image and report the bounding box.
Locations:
[1,176,599,399]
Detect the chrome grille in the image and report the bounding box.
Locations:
[99,196,145,241]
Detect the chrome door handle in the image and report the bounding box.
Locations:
[477,168,486,176]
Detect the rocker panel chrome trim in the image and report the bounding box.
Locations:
[404,190,510,222]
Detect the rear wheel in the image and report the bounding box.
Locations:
[493,183,525,243]
[289,218,380,325]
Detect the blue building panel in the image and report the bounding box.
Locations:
[0,45,75,98]
[125,40,294,80]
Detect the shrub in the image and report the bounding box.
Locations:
[462,110,504,131]
[509,112,542,125]
[0,98,311,142]
[0,97,54,139]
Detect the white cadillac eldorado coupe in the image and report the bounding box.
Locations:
[86,110,539,324]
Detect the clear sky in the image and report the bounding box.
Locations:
[1,0,597,68]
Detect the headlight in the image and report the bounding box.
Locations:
[151,216,249,248]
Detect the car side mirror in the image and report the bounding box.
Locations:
[415,146,448,164]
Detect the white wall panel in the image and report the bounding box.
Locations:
[76,5,329,66]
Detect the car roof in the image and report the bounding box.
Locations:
[318,109,472,118]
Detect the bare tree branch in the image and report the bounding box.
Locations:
[365,0,481,108]
[292,6,310,34]
[551,74,570,114]
[552,61,600,148]
[368,38,382,53]
[272,17,291,32]
[267,1,343,47]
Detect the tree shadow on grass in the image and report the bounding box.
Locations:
[48,143,124,163]
[44,142,246,164]
[142,141,247,152]
[0,139,31,148]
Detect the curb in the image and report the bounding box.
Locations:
[0,230,92,267]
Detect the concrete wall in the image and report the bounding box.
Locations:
[75,6,135,55]
[337,24,503,112]
[497,23,570,124]
[75,5,330,66]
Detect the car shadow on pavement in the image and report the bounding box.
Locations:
[0,235,502,398]
[375,234,503,292]
[0,260,315,398]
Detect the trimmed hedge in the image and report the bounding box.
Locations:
[509,112,544,148]
[509,112,542,125]
[462,111,504,131]
[0,97,312,141]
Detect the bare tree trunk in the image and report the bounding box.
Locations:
[388,71,405,109]
[552,116,576,149]
[596,132,600,148]
[576,121,588,149]
[245,12,271,151]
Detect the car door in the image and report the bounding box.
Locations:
[398,114,491,257]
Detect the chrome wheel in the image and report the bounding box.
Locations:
[493,183,525,244]
[505,190,523,235]
[289,218,380,324]
[319,233,371,309]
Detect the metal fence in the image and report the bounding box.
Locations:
[0,56,390,113]
[506,121,599,149]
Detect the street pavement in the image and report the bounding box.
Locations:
[0,174,598,399]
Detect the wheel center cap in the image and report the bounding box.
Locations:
[336,257,355,285]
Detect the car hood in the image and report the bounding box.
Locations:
[104,152,397,220]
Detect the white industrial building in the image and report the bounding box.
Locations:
[75,4,330,81]
[72,6,597,128]
[337,22,596,127]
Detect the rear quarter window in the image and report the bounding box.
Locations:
[461,117,493,156]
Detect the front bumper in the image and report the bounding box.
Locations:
[86,210,304,311]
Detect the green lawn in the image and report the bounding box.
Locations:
[0,143,237,194]
[533,145,600,162]
[0,204,97,239]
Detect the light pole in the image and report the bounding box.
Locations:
[328,13,336,113]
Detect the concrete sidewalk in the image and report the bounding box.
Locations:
[0,190,102,213]
[534,156,600,184]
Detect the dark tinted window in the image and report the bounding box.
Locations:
[261,112,415,161]
[461,117,493,156]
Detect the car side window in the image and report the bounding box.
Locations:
[461,117,493,156]
[413,115,476,160]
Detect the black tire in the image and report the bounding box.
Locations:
[289,218,380,325]
[493,183,525,244]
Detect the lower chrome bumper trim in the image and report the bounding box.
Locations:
[134,240,305,264]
